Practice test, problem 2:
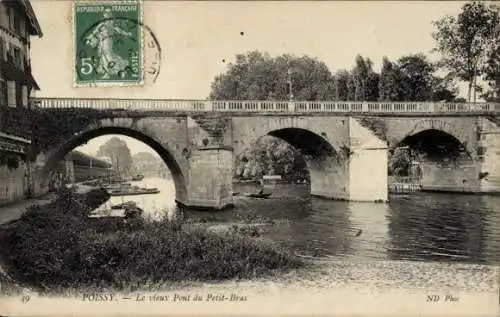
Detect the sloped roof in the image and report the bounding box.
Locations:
[17,0,43,37]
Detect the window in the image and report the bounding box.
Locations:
[22,85,28,107]
[8,8,15,31]
[13,47,23,70]
[14,13,22,34]
[0,77,7,107]
[7,81,16,108]
[477,146,486,157]
[0,39,4,61]
[16,82,22,108]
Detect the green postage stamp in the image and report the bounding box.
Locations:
[73,0,143,86]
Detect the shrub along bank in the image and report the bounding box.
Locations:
[0,188,302,294]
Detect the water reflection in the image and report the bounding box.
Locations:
[101,179,500,265]
[100,177,177,221]
[387,194,490,263]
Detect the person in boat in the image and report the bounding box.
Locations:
[257,179,264,195]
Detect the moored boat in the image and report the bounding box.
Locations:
[243,192,272,199]
[109,187,160,196]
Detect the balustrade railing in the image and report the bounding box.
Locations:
[31,98,500,114]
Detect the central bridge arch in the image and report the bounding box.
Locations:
[39,125,187,204]
[267,127,348,199]
[234,125,351,200]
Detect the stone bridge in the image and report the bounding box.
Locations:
[27,98,500,210]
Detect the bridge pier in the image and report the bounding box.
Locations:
[348,118,388,202]
[181,147,234,210]
[421,159,480,193]
[309,157,349,200]
[309,118,389,202]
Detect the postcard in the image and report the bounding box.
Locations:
[0,0,499,316]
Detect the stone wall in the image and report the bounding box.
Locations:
[421,159,480,193]
[0,162,27,206]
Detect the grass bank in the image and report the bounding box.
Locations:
[0,188,302,294]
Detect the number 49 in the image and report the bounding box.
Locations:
[80,57,94,75]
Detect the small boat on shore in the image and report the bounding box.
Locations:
[107,182,160,196]
[109,187,160,196]
[111,201,137,209]
[109,201,144,218]
[243,192,272,199]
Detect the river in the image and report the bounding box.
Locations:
[101,177,500,265]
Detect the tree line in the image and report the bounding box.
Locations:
[210,2,498,103]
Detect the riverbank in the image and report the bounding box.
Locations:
[0,187,302,295]
[0,259,498,316]
[0,187,498,315]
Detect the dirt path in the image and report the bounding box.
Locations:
[0,194,56,226]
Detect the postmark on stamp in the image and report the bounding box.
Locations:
[73,0,160,87]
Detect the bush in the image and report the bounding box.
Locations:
[0,190,302,293]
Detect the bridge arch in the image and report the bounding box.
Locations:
[236,126,349,199]
[394,128,473,162]
[267,128,338,158]
[392,119,474,158]
[40,124,187,202]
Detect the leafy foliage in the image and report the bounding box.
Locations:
[388,148,412,176]
[432,1,499,102]
[379,54,457,102]
[0,189,302,293]
[209,51,336,101]
[96,137,134,178]
[235,136,309,181]
[483,16,500,102]
[351,55,379,101]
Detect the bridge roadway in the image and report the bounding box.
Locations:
[23,98,500,210]
[33,98,500,115]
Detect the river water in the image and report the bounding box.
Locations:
[102,177,500,265]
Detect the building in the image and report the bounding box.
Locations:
[0,0,42,109]
[0,0,42,204]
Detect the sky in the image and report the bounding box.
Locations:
[29,0,468,156]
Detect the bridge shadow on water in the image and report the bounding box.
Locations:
[181,184,500,265]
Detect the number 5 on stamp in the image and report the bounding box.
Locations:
[73,0,143,86]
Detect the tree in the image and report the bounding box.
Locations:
[430,76,459,101]
[482,19,500,101]
[96,137,134,178]
[396,54,436,101]
[209,51,336,101]
[432,1,499,102]
[333,70,351,100]
[378,54,457,102]
[351,55,379,101]
[235,136,307,182]
[379,57,401,101]
[388,147,412,176]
